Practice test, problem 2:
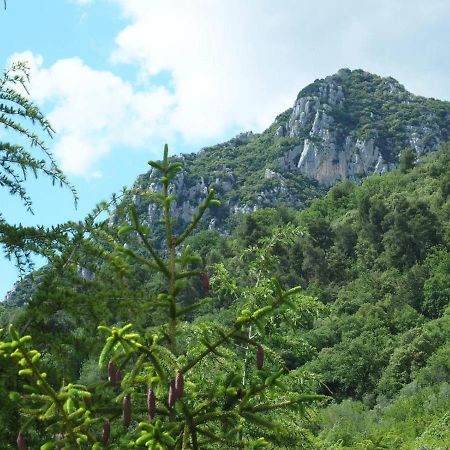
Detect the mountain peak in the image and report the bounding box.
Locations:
[274,68,450,185]
[130,70,449,238]
[298,68,407,101]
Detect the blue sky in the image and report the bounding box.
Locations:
[1,0,450,299]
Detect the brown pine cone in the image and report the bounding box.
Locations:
[201,272,210,292]
[108,360,117,386]
[16,432,27,450]
[147,388,156,422]
[256,345,264,370]
[123,394,132,428]
[168,380,176,408]
[175,371,184,399]
[102,420,110,445]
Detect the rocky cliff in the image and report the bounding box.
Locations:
[275,68,449,185]
[128,69,450,235]
[4,69,450,302]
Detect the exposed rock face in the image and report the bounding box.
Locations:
[129,68,450,233]
[285,90,393,186]
[275,69,448,185]
[294,137,394,186]
[134,166,226,233]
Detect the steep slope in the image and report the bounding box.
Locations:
[184,143,450,449]
[1,113,449,447]
[129,69,450,237]
[281,68,450,185]
[3,69,450,301]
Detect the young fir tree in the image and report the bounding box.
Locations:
[0,146,326,449]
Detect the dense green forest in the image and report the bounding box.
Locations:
[179,143,450,449]
[1,50,449,449]
[1,139,449,448]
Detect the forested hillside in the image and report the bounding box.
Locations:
[1,138,449,448]
[2,0,450,443]
[1,61,450,449]
[126,69,450,238]
[182,142,450,448]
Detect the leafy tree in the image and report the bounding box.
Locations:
[422,248,450,318]
[306,327,393,400]
[399,148,416,173]
[382,198,440,269]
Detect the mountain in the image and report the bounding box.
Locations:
[3,69,450,303]
[1,69,449,447]
[129,68,450,237]
[280,68,449,184]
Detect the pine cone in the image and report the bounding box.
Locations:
[108,360,117,386]
[123,394,132,428]
[175,371,184,399]
[256,345,264,370]
[236,387,243,399]
[201,272,210,292]
[102,420,110,445]
[147,388,156,422]
[16,432,27,450]
[56,432,64,449]
[168,380,176,408]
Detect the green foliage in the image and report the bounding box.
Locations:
[171,142,449,447]
[155,141,449,448]
[0,146,326,448]
[422,247,450,318]
[1,73,449,447]
[399,148,417,173]
[0,61,77,271]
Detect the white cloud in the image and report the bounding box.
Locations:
[110,0,450,139]
[9,52,175,176]
[111,0,306,137]
[8,1,450,175]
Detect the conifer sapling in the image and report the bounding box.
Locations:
[0,145,328,448]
